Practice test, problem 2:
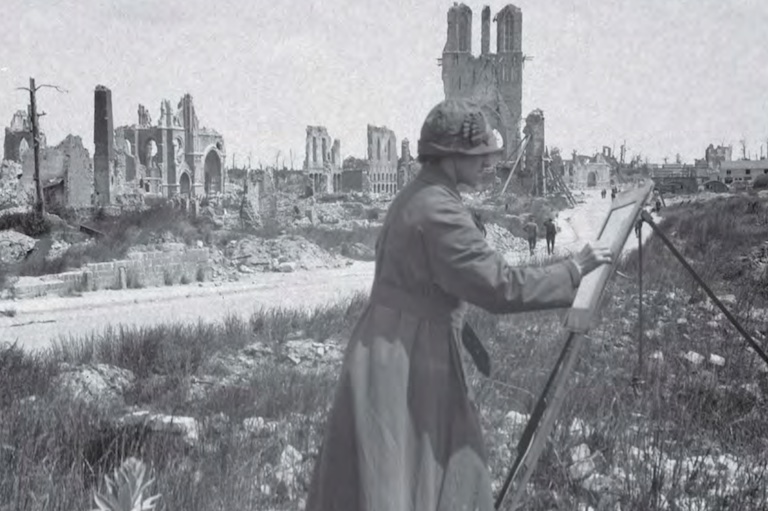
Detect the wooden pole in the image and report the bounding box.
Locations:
[29,77,44,216]
[500,135,530,196]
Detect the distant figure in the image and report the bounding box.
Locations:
[611,189,616,200]
[654,198,662,212]
[524,216,538,256]
[544,216,557,255]
[601,189,607,199]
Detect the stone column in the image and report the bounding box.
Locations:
[93,85,114,206]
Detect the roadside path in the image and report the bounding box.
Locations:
[1,188,657,352]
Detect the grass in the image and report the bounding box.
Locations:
[2,195,768,510]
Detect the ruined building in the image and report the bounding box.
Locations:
[303,125,342,194]
[397,138,419,189]
[367,125,398,195]
[4,109,46,163]
[21,135,93,209]
[440,3,524,160]
[521,109,545,193]
[2,109,92,210]
[705,143,733,171]
[94,85,226,206]
[567,149,611,190]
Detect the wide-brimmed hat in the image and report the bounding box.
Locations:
[417,99,504,158]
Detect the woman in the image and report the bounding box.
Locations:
[305,99,612,511]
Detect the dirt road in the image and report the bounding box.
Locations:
[2,189,656,352]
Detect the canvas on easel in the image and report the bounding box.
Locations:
[496,181,655,511]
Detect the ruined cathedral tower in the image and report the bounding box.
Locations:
[440,3,524,160]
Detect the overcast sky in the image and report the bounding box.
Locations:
[1,0,767,166]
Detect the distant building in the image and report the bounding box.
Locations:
[705,144,733,170]
[94,86,226,206]
[304,125,342,194]
[366,125,398,195]
[566,149,611,189]
[719,159,768,187]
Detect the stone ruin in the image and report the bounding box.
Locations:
[303,126,342,194]
[2,110,92,210]
[440,3,524,160]
[3,108,46,164]
[397,138,419,189]
[94,85,227,207]
[366,124,398,195]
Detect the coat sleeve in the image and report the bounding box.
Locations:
[420,192,582,314]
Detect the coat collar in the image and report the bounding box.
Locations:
[415,164,461,198]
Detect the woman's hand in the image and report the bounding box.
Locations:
[573,242,613,276]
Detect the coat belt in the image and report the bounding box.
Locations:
[369,281,491,376]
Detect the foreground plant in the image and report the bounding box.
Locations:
[91,457,161,511]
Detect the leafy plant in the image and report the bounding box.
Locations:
[91,457,161,511]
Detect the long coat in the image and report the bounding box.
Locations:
[305,166,583,511]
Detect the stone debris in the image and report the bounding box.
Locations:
[227,234,346,273]
[708,353,726,367]
[274,444,304,500]
[53,363,136,411]
[0,160,32,209]
[484,223,530,262]
[569,417,594,439]
[282,338,344,369]
[682,350,705,366]
[117,410,200,447]
[0,230,36,264]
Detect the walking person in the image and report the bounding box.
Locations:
[305,98,612,511]
[544,216,557,255]
[524,215,538,256]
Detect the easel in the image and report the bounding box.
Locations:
[494,188,768,510]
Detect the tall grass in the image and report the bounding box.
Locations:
[2,195,767,510]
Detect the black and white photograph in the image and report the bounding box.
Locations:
[1,1,768,510]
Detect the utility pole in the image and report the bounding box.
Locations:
[16,77,68,216]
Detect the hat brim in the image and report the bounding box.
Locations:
[418,140,504,158]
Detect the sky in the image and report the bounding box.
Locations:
[1,0,768,167]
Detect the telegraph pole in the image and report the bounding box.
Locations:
[16,78,68,216]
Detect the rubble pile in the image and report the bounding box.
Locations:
[484,223,530,260]
[0,229,36,264]
[226,234,347,274]
[0,160,32,210]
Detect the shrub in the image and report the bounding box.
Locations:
[753,174,768,190]
[0,211,51,237]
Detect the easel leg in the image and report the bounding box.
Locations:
[634,218,644,388]
[639,210,768,368]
